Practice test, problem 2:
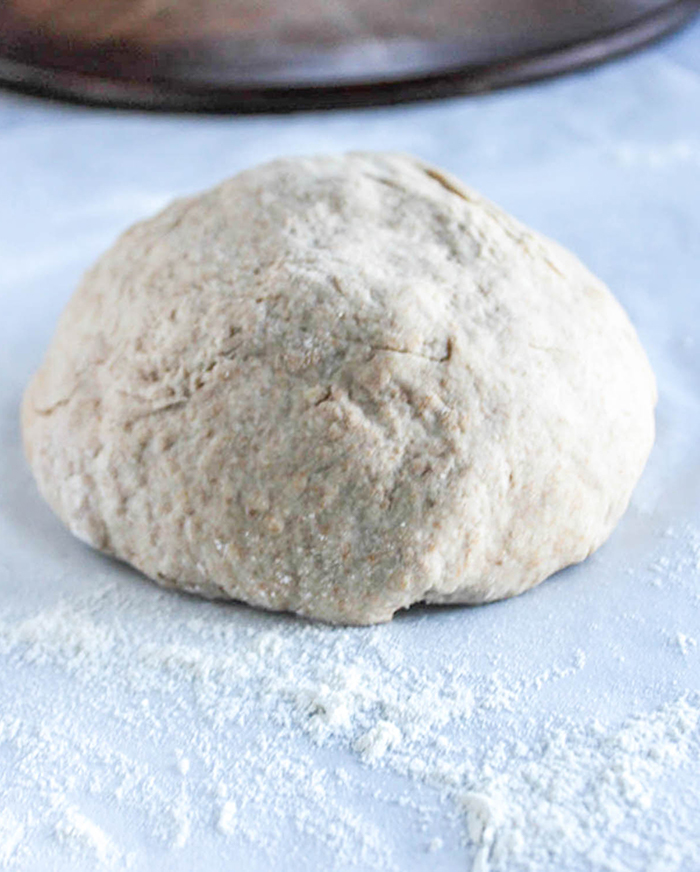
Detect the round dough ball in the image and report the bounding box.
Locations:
[22,152,656,625]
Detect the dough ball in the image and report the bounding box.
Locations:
[22,152,656,625]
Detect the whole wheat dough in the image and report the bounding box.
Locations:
[22,152,656,624]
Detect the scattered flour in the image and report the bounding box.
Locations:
[676,633,698,656]
[354,722,403,763]
[427,836,444,853]
[0,525,699,871]
[55,805,122,867]
[217,800,238,836]
[456,696,700,872]
[0,811,23,866]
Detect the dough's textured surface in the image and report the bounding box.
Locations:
[22,152,656,624]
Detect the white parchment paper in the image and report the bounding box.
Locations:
[1,19,699,872]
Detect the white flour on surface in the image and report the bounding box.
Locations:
[0,811,24,867]
[55,805,122,867]
[0,525,699,872]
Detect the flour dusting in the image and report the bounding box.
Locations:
[1,525,700,870]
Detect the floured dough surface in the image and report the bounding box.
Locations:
[22,152,656,624]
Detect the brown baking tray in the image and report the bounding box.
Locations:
[0,0,698,112]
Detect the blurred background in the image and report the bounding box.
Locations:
[0,0,698,109]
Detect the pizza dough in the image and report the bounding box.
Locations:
[22,152,656,625]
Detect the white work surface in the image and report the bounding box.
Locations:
[1,20,700,872]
